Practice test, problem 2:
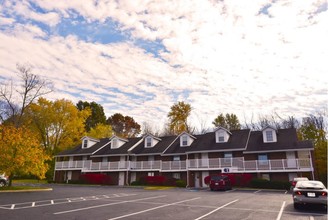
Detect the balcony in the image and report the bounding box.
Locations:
[55,158,313,172]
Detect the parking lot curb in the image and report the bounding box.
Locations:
[0,188,53,193]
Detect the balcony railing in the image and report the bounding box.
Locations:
[55,158,312,172]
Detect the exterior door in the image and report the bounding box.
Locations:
[118,172,125,186]
[286,152,296,168]
[201,153,209,168]
[194,172,200,188]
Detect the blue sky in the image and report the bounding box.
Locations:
[0,0,327,133]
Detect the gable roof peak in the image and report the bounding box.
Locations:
[143,133,162,141]
[261,125,277,131]
[81,136,100,142]
[178,131,196,139]
[109,135,129,142]
[214,126,232,135]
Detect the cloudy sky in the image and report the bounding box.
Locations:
[0,0,327,132]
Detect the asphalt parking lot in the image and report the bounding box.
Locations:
[0,185,327,220]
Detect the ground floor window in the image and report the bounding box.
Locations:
[148,172,154,176]
[173,173,181,179]
[261,174,270,181]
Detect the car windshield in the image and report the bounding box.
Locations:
[211,176,226,181]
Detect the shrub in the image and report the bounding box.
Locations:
[250,178,291,190]
[79,173,112,185]
[138,175,167,185]
[130,181,141,186]
[176,180,187,187]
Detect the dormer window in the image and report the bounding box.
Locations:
[262,126,277,143]
[146,137,152,148]
[112,138,118,149]
[83,139,88,148]
[182,135,188,146]
[215,127,231,143]
[266,131,273,142]
[81,136,99,149]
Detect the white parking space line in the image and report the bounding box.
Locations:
[276,201,285,220]
[108,197,200,220]
[225,189,236,193]
[194,199,239,220]
[254,190,261,194]
[309,216,314,220]
[54,195,167,215]
[0,193,137,210]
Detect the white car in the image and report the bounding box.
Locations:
[0,174,9,187]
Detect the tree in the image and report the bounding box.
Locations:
[76,101,106,131]
[0,125,51,186]
[0,64,52,127]
[25,98,91,153]
[87,123,113,139]
[213,113,241,130]
[167,101,193,134]
[106,113,141,138]
[298,114,327,184]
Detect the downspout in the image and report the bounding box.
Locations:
[309,150,315,180]
[126,154,130,186]
[186,154,189,188]
[53,156,57,182]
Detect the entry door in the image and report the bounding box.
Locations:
[286,152,296,168]
[201,153,209,168]
[118,172,125,186]
[194,172,200,188]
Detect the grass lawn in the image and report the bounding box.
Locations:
[12,179,48,184]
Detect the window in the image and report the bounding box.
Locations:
[218,136,225,142]
[112,138,118,149]
[146,137,152,148]
[83,140,88,148]
[261,174,270,181]
[148,172,154,176]
[182,135,188,146]
[266,130,273,142]
[173,173,181,179]
[258,154,268,165]
[173,155,180,161]
[224,152,232,163]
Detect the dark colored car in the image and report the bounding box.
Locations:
[209,175,232,191]
[0,174,9,187]
[293,180,327,209]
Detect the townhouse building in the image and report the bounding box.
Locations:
[54,126,314,187]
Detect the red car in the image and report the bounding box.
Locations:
[209,175,232,191]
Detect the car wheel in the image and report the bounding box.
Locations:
[293,203,300,209]
[0,180,6,187]
[210,188,214,191]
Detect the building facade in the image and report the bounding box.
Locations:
[54,126,314,187]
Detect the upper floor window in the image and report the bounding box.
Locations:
[266,131,273,142]
[218,136,225,142]
[224,152,232,163]
[83,140,88,148]
[181,135,188,146]
[112,138,118,149]
[173,155,180,161]
[146,137,152,148]
[258,154,268,165]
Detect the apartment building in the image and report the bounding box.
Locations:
[54,126,314,187]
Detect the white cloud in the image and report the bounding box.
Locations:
[0,0,327,131]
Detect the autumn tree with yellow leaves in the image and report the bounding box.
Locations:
[0,125,51,186]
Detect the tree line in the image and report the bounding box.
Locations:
[0,65,326,185]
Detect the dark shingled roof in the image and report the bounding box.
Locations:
[163,129,251,154]
[56,138,110,156]
[92,137,142,157]
[244,128,314,153]
[130,136,177,155]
